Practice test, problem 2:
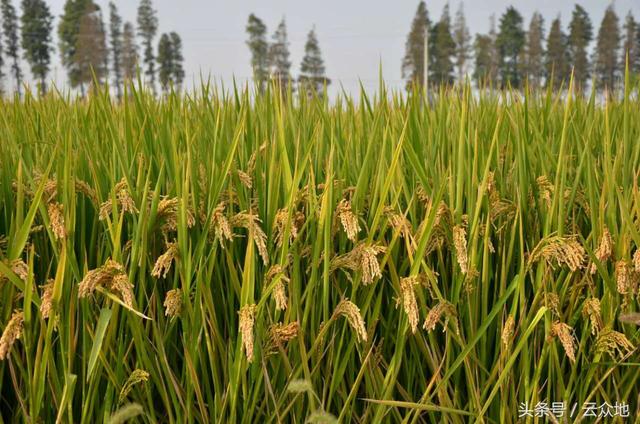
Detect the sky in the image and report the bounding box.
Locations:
[15,0,640,96]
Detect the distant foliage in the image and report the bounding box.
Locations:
[269,18,292,93]
[299,27,329,96]
[595,6,621,90]
[1,0,23,95]
[401,1,430,90]
[20,0,53,93]
[137,0,158,92]
[246,14,269,93]
[496,6,525,88]
[568,5,593,90]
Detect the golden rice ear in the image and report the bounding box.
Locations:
[582,298,603,335]
[360,245,385,285]
[78,260,134,307]
[209,202,233,247]
[527,235,586,272]
[453,225,468,274]
[595,327,635,359]
[7,259,29,282]
[589,227,612,274]
[399,277,420,334]
[40,279,55,320]
[237,169,252,189]
[615,260,632,295]
[501,315,515,348]
[47,202,66,240]
[152,242,179,279]
[536,175,554,208]
[264,322,299,356]
[231,211,269,265]
[332,299,367,343]
[335,199,360,242]
[74,179,98,205]
[633,249,640,273]
[118,369,150,404]
[265,265,290,311]
[163,289,182,318]
[0,310,24,361]
[238,304,258,362]
[550,321,577,363]
[423,301,458,334]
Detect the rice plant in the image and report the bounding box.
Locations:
[1,76,640,422]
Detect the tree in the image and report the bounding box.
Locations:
[157,31,184,93]
[622,12,637,73]
[298,27,329,96]
[169,32,184,90]
[524,12,545,89]
[568,5,593,90]
[58,0,93,88]
[2,0,23,96]
[473,34,493,86]
[20,0,52,93]
[545,16,569,90]
[595,5,621,90]
[401,1,430,90]
[636,22,640,75]
[453,2,471,82]
[137,0,158,92]
[73,2,107,95]
[429,4,455,86]
[496,6,525,88]
[121,21,138,81]
[109,2,123,99]
[0,24,4,95]
[157,33,172,92]
[268,18,292,92]
[246,14,268,93]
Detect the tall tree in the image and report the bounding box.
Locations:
[2,0,23,96]
[58,0,92,88]
[0,25,4,95]
[157,33,172,92]
[496,6,525,88]
[453,2,471,82]
[109,2,123,99]
[20,0,52,93]
[473,34,493,86]
[545,16,569,90]
[429,4,455,86]
[298,27,329,96]
[268,18,291,92]
[169,32,184,90]
[246,13,268,93]
[401,1,430,90]
[157,31,184,93]
[595,5,621,90]
[622,12,637,73]
[121,21,138,81]
[73,2,107,95]
[568,5,593,90]
[524,12,545,89]
[137,0,158,92]
[635,19,640,75]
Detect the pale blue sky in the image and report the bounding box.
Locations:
[22,1,640,95]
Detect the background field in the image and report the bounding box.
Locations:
[1,79,640,423]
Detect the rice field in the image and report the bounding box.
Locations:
[1,77,640,423]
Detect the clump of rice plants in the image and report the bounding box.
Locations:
[0,78,640,422]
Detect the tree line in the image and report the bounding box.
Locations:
[0,0,183,97]
[402,2,640,91]
[245,14,330,96]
